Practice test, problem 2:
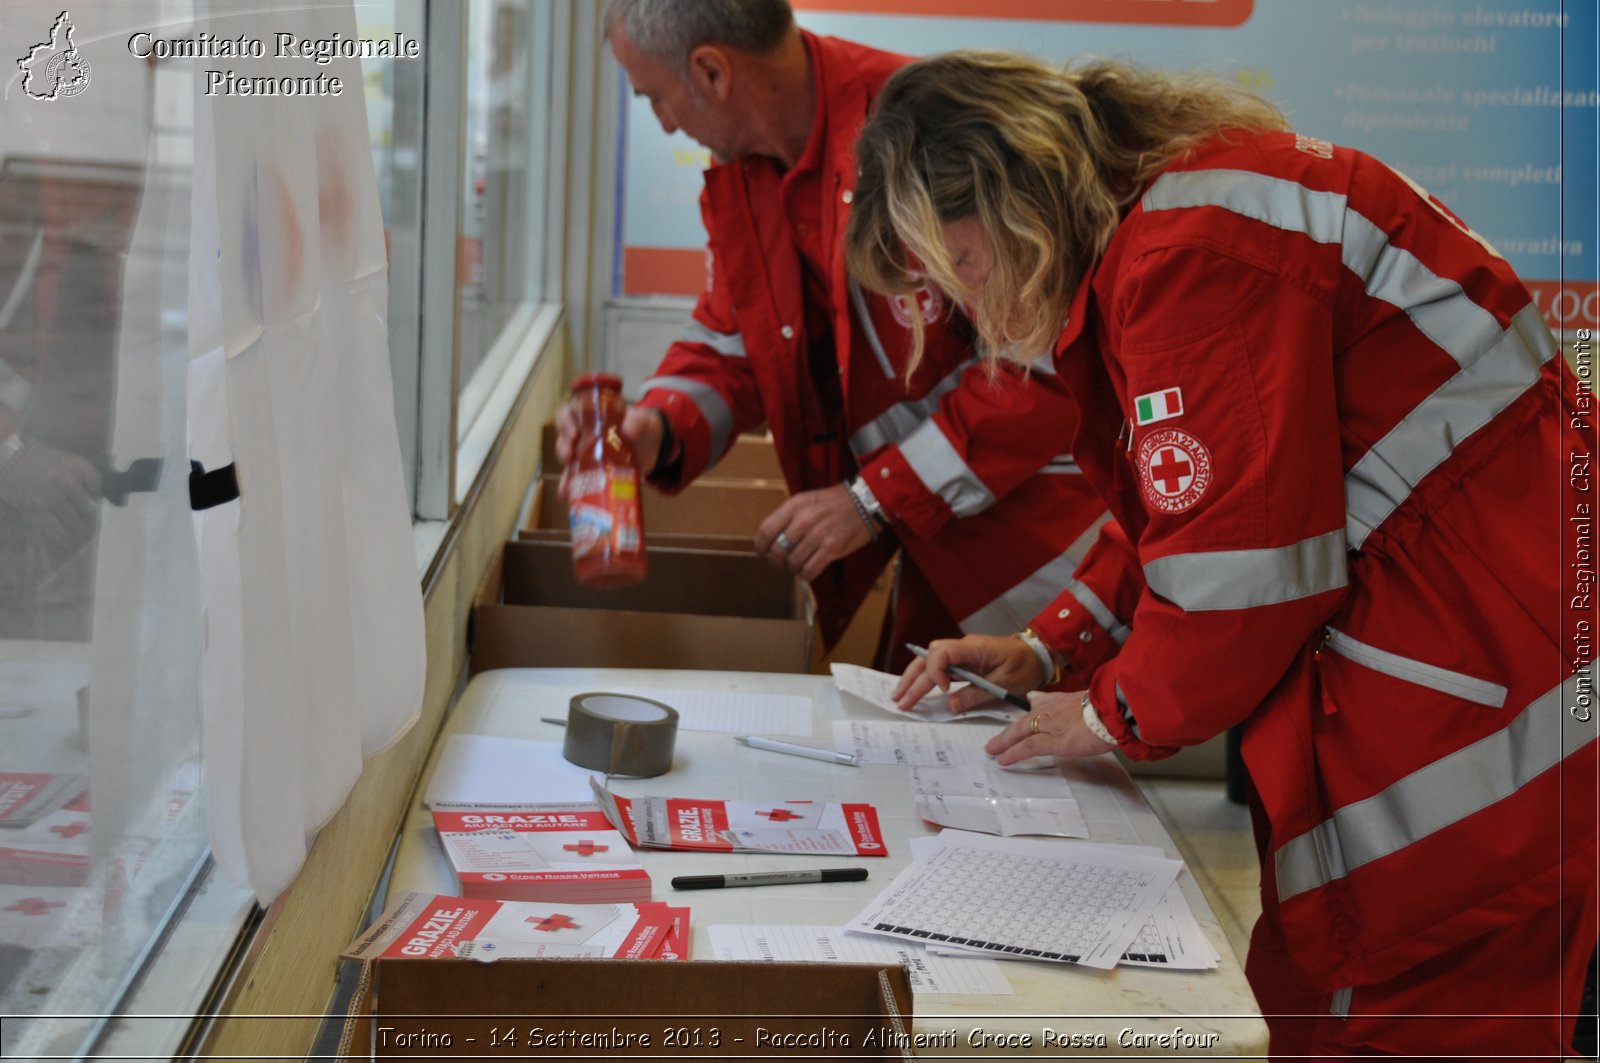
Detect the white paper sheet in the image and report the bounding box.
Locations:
[911,763,1089,838]
[847,831,1181,970]
[708,924,1014,995]
[908,836,1219,970]
[610,687,813,736]
[831,719,994,767]
[830,664,1020,724]
[423,735,596,807]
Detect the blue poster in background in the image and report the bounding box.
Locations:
[617,0,1598,331]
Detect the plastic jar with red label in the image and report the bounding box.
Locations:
[566,373,647,587]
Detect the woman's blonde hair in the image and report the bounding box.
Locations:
[845,51,1289,370]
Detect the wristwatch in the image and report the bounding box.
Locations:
[1080,694,1119,746]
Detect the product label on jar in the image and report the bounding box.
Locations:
[569,466,641,559]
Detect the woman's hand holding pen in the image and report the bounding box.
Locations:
[891,634,1039,715]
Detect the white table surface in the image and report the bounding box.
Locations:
[389,667,1268,1056]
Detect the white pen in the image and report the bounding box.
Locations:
[735,735,858,767]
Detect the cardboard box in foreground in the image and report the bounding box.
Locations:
[472,540,812,675]
[338,957,915,1059]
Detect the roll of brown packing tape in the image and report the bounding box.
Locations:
[562,692,679,777]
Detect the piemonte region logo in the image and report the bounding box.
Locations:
[17,11,92,101]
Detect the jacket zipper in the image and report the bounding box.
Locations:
[1322,628,1508,708]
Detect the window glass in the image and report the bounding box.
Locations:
[0,3,207,1054]
[456,0,552,438]
[357,0,426,510]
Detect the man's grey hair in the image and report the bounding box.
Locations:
[604,0,795,69]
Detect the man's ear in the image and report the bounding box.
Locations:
[686,44,733,102]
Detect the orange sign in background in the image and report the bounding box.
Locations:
[792,0,1255,28]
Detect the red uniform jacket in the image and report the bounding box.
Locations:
[1031,130,1596,989]
[637,33,1108,651]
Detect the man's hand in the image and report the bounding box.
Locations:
[984,690,1116,765]
[753,483,873,583]
[891,634,1040,715]
[0,440,102,552]
[554,400,666,497]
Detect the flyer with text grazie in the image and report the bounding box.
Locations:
[589,778,887,857]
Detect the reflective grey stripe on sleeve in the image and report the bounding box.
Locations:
[1067,576,1131,646]
[1323,628,1508,707]
[1343,303,1553,549]
[0,360,32,413]
[1143,169,1557,553]
[1143,169,1348,243]
[958,512,1110,634]
[639,375,735,464]
[1330,988,1353,1020]
[848,359,975,457]
[0,229,42,331]
[898,418,997,518]
[1043,454,1081,476]
[1275,673,1591,901]
[1113,681,1144,741]
[849,279,897,380]
[680,319,747,358]
[1142,530,1348,612]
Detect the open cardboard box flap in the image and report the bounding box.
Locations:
[338,957,915,1059]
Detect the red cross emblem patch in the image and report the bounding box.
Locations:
[1137,428,1213,513]
[888,284,945,330]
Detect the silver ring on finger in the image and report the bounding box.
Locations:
[775,531,795,553]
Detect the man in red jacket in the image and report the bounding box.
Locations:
[556,0,1108,668]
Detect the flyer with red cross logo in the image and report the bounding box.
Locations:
[341,890,683,961]
[430,802,651,903]
[589,778,887,856]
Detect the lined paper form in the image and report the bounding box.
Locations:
[911,763,1089,838]
[708,924,1014,995]
[830,663,1019,724]
[908,835,1219,970]
[848,831,1181,970]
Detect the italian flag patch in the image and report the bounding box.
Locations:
[1134,387,1184,426]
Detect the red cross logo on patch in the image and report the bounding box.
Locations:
[888,284,945,329]
[50,820,89,839]
[756,808,803,822]
[563,840,608,856]
[529,913,577,932]
[1137,428,1213,513]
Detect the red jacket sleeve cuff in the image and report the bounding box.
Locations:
[637,391,711,492]
[856,449,953,540]
[1028,589,1122,685]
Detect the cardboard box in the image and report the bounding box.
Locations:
[471,540,812,675]
[542,424,782,482]
[528,475,789,540]
[338,957,915,1058]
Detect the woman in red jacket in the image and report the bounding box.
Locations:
[847,50,1595,1060]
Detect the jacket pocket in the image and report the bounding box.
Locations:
[1322,627,1508,708]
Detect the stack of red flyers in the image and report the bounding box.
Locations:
[342,890,691,961]
[0,774,90,889]
[590,779,889,857]
[431,802,651,903]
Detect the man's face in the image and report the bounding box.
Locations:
[610,25,739,162]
